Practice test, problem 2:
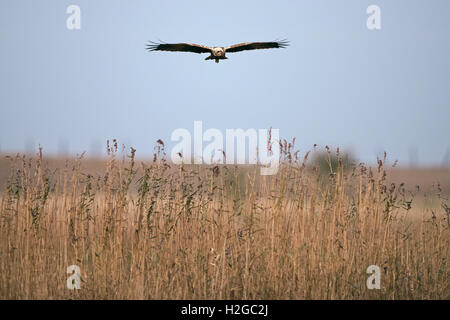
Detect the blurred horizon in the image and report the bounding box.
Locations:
[1,145,450,169]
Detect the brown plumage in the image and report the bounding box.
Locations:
[146,42,211,54]
[225,41,289,52]
[146,40,289,63]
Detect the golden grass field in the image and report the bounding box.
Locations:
[0,142,449,299]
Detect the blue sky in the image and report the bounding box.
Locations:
[0,0,449,165]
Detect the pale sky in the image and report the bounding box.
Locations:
[0,0,449,165]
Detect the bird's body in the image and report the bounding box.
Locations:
[146,40,289,63]
[205,47,227,63]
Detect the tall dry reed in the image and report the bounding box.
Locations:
[0,142,448,299]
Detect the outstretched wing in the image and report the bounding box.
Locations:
[225,40,289,53]
[146,41,212,54]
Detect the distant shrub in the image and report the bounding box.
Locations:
[311,147,356,174]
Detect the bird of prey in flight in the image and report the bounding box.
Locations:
[146,40,289,63]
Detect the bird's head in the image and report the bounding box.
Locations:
[212,47,225,56]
